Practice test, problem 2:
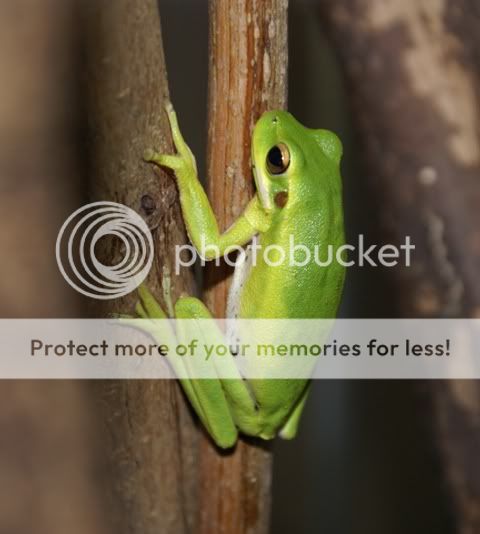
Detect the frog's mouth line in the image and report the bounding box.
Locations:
[252,165,273,212]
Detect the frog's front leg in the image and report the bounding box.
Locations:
[145,102,270,259]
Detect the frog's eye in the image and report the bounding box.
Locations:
[266,143,290,175]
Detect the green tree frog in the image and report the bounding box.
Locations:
[137,102,345,448]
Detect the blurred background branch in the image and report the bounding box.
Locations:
[0,1,110,533]
[318,1,480,532]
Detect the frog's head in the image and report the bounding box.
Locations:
[251,110,343,212]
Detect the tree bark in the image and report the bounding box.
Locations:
[319,1,480,532]
[82,1,199,532]
[199,1,288,533]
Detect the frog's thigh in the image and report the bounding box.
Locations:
[176,297,263,431]
[174,296,241,448]
[135,285,209,432]
[279,382,311,439]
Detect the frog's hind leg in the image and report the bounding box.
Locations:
[136,286,240,446]
[174,296,242,448]
[133,286,267,448]
[134,285,222,444]
[175,297,277,440]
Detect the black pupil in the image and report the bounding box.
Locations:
[268,146,284,169]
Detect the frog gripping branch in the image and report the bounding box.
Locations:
[138,102,345,448]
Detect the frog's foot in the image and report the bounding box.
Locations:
[122,284,169,340]
[144,101,197,175]
[109,312,146,331]
[129,284,180,364]
[110,305,161,340]
[136,283,168,319]
[109,312,133,320]
[278,383,310,440]
[134,268,174,320]
[143,148,183,171]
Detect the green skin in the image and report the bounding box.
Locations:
[138,103,345,448]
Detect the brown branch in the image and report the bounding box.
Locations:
[319,1,480,532]
[199,1,289,533]
[82,1,200,532]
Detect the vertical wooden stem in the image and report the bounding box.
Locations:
[200,1,288,533]
[82,1,199,532]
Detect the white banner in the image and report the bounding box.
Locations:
[1,318,479,379]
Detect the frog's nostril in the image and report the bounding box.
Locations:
[272,117,278,123]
